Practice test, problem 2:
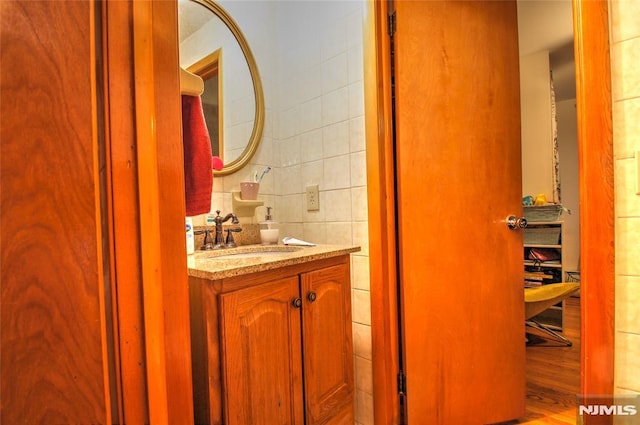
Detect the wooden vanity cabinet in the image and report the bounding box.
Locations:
[189,255,354,425]
[219,276,304,425]
[300,263,355,425]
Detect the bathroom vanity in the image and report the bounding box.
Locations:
[188,244,360,424]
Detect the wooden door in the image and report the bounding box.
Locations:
[301,263,355,425]
[1,1,113,422]
[219,277,305,425]
[1,1,194,423]
[393,1,525,423]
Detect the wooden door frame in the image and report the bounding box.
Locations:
[363,0,614,423]
[572,0,615,402]
[103,0,195,423]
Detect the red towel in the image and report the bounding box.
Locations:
[182,95,213,216]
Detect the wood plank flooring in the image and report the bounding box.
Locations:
[515,296,581,424]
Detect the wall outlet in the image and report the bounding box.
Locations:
[306,184,320,211]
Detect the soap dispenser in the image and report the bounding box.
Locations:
[260,206,279,245]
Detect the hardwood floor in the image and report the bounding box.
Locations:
[515,296,581,424]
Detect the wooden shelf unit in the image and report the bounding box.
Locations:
[524,221,565,330]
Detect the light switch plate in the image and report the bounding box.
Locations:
[306,184,320,211]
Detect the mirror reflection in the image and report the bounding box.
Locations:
[178,0,264,175]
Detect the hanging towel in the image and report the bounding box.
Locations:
[182,95,213,216]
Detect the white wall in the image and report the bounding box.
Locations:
[556,99,580,273]
[519,50,555,200]
[517,0,573,56]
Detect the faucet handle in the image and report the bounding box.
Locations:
[194,229,215,250]
[225,228,242,248]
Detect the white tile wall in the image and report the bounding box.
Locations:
[323,155,352,191]
[612,97,640,158]
[610,0,640,402]
[324,121,351,158]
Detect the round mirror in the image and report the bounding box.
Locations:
[178,0,265,176]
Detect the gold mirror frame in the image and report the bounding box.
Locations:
[190,0,265,176]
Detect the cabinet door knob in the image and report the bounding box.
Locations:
[292,297,303,308]
[307,291,317,303]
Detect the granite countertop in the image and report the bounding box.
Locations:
[187,244,361,280]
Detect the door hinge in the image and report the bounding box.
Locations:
[388,11,396,36]
[397,372,406,395]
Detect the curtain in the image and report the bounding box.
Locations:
[550,70,561,204]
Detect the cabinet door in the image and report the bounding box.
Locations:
[301,264,354,424]
[219,277,304,425]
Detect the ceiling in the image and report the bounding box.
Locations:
[178,0,212,43]
[517,0,576,101]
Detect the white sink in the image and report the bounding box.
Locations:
[198,245,303,261]
[215,250,294,259]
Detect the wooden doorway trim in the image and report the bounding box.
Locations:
[363,0,401,422]
[129,1,196,422]
[572,0,615,401]
[363,0,615,423]
[104,1,195,423]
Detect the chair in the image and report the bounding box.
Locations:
[525,282,580,346]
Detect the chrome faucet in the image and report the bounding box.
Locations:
[212,210,239,249]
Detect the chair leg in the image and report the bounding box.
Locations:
[526,320,573,346]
